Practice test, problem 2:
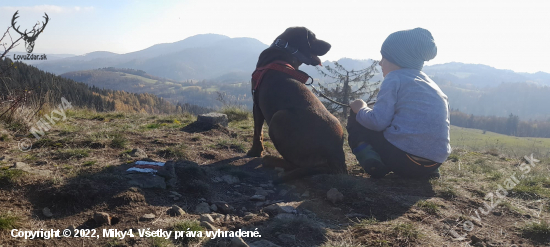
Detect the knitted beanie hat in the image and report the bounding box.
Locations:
[380,28,437,70]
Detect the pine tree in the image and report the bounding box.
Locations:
[316,60,380,119]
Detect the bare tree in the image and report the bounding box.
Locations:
[316,60,380,119]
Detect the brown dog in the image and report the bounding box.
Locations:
[246,27,347,183]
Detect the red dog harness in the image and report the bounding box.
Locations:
[251,60,311,96]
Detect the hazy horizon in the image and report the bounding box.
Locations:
[1,0,549,74]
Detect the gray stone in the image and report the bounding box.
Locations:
[327,188,344,204]
[129,148,147,158]
[278,190,288,196]
[222,175,240,185]
[249,240,281,247]
[301,191,310,197]
[200,221,217,231]
[243,212,256,221]
[250,195,266,201]
[210,204,218,212]
[197,113,228,127]
[230,237,250,247]
[264,203,297,214]
[168,205,185,216]
[214,201,235,214]
[195,202,211,214]
[140,213,155,221]
[126,174,166,189]
[12,162,52,176]
[170,191,182,197]
[42,207,53,218]
[93,212,111,225]
[200,214,216,224]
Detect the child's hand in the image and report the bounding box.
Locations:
[350,99,367,113]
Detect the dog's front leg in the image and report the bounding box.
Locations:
[247,102,265,157]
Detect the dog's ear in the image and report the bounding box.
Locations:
[306,29,331,56]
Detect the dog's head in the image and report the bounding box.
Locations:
[271,27,331,66]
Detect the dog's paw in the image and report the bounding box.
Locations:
[246,149,263,157]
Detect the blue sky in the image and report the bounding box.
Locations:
[1,0,549,73]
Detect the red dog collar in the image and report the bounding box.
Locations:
[251,60,311,95]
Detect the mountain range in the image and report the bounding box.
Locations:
[11,34,550,120]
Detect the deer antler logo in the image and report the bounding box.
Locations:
[11,11,49,53]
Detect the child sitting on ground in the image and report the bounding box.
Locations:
[348,27,451,179]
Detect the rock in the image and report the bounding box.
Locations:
[222,175,240,185]
[170,191,182,197]
[140,213,155,221]
[243,212,256,221]
[93,212,111,225]
[275,213,298,220]
[327,188,344,204]
[12,162,52,176]
[200,221,217,231]
[197,112,228,127]
[278,234,296,243]
[42,207,53,218]
[264,202,297,214]
[249,240,281,247]
[210,204,218,212]
[195,202,211,214]
[301,191,310,197]
[214,201,235,214]
[200,214,216,224]
[129,148,147,158]
[231,237,250,247]
[173,197,180,201]
[492,211,502,216]
[250,195,266,201]
[471,235,483,245]
[168,205,185,216]
[278,190,288,196]
[126,173,166,189]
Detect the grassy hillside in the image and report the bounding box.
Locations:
[0,109,549,246]
[451,126,550,158]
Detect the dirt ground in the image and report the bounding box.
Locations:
[0,110,549,246]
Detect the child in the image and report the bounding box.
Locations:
[348,27,451,179]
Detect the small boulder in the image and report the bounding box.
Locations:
[140,213,155,221]
[195,202,211,214]
[42,207,53,218]
[200,214,216,224]
[222,175,240,185]
[214,201,235,214]
[210,204,218,212]
[168,205,186,216]
[327,188,344,204]
[200,221,217,231]
[129,148,147,158]
[197,113,228,127]
[93,212,111,225]
[250,195,266,201]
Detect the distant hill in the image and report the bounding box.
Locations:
[34,34,267,81]
[424,62,550,88]
[0,58,196,114]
